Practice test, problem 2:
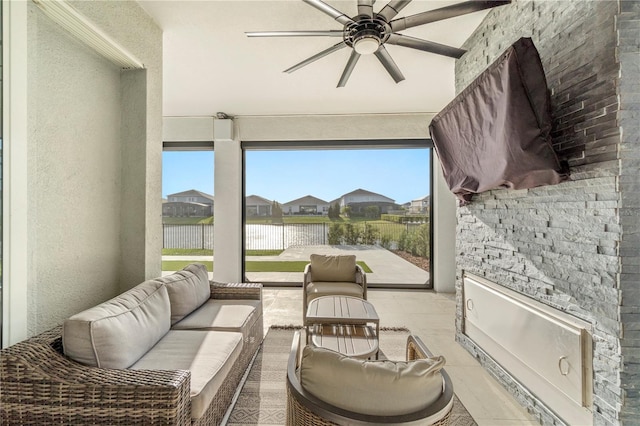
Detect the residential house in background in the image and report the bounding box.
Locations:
[409,195,430,214]
[245,195,273,217]
[283,195,330,215]
[333,188,398,216]
[163,189,214,217]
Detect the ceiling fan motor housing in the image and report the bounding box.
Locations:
[344,18,391,54]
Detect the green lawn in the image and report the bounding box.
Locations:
[162,260,372,273]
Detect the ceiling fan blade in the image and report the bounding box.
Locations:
[337,50,361,87]
[390,0,511,32]
[386,33,466,58]
[303,0,355,26]
[378,0,412,21]
[374,45,405,83]
[357,0,375,18]
[284,41,348,73]
[246,30,344,37]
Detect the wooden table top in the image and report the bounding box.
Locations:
[306,296,379,325]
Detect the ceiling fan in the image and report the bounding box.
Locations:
[246,0,511,87]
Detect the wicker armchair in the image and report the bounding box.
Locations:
[303,254,367,325]
[286,331,454,425]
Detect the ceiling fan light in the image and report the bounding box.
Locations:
[353,36,380,55]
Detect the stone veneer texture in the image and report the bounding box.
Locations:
[453,1,639,425]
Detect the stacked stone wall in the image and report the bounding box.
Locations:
[452,1,639,424]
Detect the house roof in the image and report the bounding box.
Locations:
[283,195,329,206]
[245,194,273,205]
[412,195,431,202]
[167,189,214,201]
[336,188,395,204]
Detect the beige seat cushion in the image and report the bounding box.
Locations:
[63,280,171,369]
[172,299,260,332]
[300,345,445,416]
[306,282,364,303]
[310,254,357,282]
[130,330,243,420]
[157,263,211,324]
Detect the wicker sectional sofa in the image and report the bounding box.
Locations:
[0,263,263,425]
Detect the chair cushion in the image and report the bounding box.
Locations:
[130,330,243,420]
[300,345,445,416]
[172,299,260,332]
[306,282,364,303]
[157,263,211,324]
[309,254,356,282]
[63,280,171,369]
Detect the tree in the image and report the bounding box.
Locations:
[341,205,352,218]
[328,202,341,220]
[271,200,283,224]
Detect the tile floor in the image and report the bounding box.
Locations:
[262,287,538,426]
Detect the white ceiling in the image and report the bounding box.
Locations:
[138,0,491,117]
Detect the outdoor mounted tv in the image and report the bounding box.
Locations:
[429,37,569,205]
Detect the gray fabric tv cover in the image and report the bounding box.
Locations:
[429,37,569,205]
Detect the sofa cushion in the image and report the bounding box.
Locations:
[157,263,211,324]
[305,282,364,303]
[309,254,356,282]
[63,280,171,369]
[300,345,445,416]
[172,299,260,332]
[130,330,243,420]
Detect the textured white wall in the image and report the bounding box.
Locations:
[22,1,162,335]
[72,0,164,289]
[432,151,456,293]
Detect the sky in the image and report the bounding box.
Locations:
[162,148,431,204]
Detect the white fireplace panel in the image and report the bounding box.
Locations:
[463,273,593,425]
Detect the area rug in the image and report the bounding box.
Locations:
[226,326,477,425]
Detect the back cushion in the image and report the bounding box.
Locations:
[157,263,211,324]
[300,345,445,416]
[63,280,171,369]
[309,254,356,282]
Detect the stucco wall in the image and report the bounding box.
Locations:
[453,1,638,424]
[25,1,161,335]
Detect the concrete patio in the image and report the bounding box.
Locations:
[163,245,430,286]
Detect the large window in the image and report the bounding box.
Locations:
[243,145,432,288]
[161,149,214,276]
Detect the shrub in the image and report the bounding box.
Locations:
[400,224,430,257]
[398,230,409,252]
[380,235,391,249]
[343,223,360,245]
[327,223,344,245]
[413,223,431,258]
[361,222,379,245]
